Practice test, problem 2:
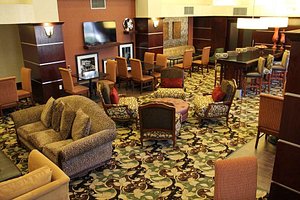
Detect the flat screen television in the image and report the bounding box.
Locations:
[83,21,117,46]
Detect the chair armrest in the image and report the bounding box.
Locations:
[119,94,127,98]
[10,105,44,129]
[60,129,116,162]
[205,102,230,117]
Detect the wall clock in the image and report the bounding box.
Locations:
[123,18,134,32]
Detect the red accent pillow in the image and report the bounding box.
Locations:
[161,78,183,88]
[212,86,226,102]
[110,87,119,104]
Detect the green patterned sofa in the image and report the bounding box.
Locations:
[11,95,116,178]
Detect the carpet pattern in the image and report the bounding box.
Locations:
[0,70,283,200]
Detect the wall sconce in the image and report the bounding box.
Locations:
[152,18,159,28]
[43,23,54,38]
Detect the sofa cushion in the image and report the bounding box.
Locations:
[40,97,55,128]
[161,78,183,88]
[51,101,64,132]
[17,121,48,140]
[28,129,62,151]
[212,85,226,102]
[0,166,52,200]
[60,103,76,140]
[72,109,91,140]
[110,87,119,104]
[43,139,73,164]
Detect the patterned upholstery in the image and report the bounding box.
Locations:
[153,67,186,100]
[193,79,237,126]
[139,102,182,147]
[97,81,138,123]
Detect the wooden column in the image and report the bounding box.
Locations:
[134,18,163,60]
[19,22,65,103]
[269,29,300,199]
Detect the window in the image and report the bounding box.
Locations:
[90,0,106,9]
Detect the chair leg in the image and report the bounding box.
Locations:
[255,130,261,149]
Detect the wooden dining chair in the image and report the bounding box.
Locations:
[17,67,34,105]
[144,52,155,65]
[129,58,154,94]
[0,76,19,116]
[98,59,117,88]
[59,67,89,97]
[192,46,211,74]
[271,50,290,86]
[152,54,168,87]
[174,49,193,77]
[116,56,132,89]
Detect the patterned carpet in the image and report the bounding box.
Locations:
[0,70,283,200]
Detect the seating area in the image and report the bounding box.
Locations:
[1,1,300,199]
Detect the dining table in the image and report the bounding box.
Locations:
[217,49,283,88]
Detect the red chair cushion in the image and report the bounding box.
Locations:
[161,78,183,88]
[212,86,226,102]
[110,87,119,104]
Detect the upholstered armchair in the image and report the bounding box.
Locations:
[214,156,257,200]
[97,81,138,123]
[17,67,34,105]
[255,93,283,148]
[139,102,181,147]
[193,79,237,126]
[153,67,186,100]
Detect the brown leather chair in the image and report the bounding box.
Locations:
[139,102,181,147]
[174,49,193,77]
[59,67,89,97]
[99,59,117,88]
[144,52,155,65]
[214,156,257,200]
[130,58,154,94]
[152,54,168,87]
[0,76,18,116]
[17,67,34,105]
[192,46,211,74]
[116,56,132,89]
[255,93,283,148]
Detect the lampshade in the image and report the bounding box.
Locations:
[213,0,236,6]
[237,18,268,29]
[261,17,288,28]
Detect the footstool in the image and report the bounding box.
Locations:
[152,98,189,122]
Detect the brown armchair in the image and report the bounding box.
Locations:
[139,102,181,147]
[193,79,237,126]
[17,67,34,105]
[255,93,283,148]
[0,76,18,116]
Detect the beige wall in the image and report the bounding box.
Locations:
[0,25,23,81]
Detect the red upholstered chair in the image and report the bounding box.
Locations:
[17,67,34,105]
[214,156,258,200]
[0,76,18,116]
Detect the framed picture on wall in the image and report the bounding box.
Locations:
[119,42,133,62]
[75,52,99,80]
[102,58,115,73]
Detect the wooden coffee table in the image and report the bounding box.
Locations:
[152,98,189,122]
[0,151,22,181]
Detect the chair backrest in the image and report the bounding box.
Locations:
[116,56,128,77]
[59,67,74,92]
[214,156,257,200]
[130,58,143,80]
[258,93,283,133]
[0,76,18,106]
[266,54,274,70]
[221,79,237,102]
[257,57,266,74]
[182,50,193,68]
[106,59,117,83]
[156,54,168,69]
[144,52,155,65]
[281,50,290,69]
[96,81,111,107]
[201,46,211,65]
[160,67,184,88]
[139,102,176,132]
[20,67,32,92]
